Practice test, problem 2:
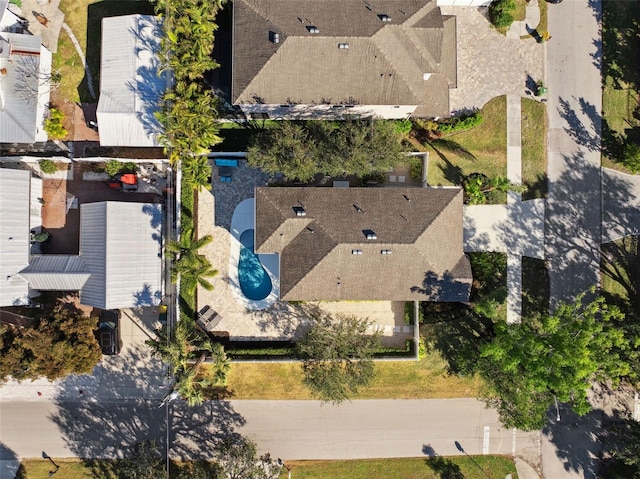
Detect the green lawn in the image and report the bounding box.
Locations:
[426,96,507,193]
[221,351,482,400]
[521,98,547,199]
[521,256,549,319]
[18,456,518,479]
[601,236,640,311]
[601,0,640,171]
[284,456,518,479]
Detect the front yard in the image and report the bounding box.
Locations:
[423,96,508,189]
[601,0,640,172]
[222,351,483,400]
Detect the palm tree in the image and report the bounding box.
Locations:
[183,156,212,191]
[176,257,219,293]
[166,228,212,263]
[147,320,230,406]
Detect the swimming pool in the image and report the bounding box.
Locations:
[237,229,273,301]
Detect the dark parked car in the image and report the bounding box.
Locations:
[97,310,122,355]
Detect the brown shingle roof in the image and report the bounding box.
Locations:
[232,0,456,115]
[255,187,471,301]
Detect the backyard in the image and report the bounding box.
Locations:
[50,0,155,135]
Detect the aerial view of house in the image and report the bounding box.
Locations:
[254,187,471,301]
[1,0,639,477]
[228,0,456,119]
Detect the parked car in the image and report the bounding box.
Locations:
[97,310,122,355]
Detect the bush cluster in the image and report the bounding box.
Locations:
[489,0,516,29]
[438,110,484,133]
[43,107,68,140]
[38,159,58,175]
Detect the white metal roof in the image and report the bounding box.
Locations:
[0,0,9,26]
[0,32,51,143]
[19,255,91,291]
[0,169,31,306]
[96,15,164,147]
[79,201,163,309]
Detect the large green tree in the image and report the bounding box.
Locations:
[117,440,166,479]
[247,119,406,182]
[214,437,281,479]
[479,295,631,430]
[296,313,381,403]
[0,307,101,381]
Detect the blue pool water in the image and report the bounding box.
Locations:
[238,229,272,301]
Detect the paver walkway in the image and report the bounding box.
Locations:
[441,6,544,111]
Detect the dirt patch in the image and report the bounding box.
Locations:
[42,178,68,229]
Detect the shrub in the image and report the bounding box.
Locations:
[622,140,640,173]
[410,156,423,180]
[438,110,484,134]
[489,0,516,29]
[38,159,57,175]
[393,119,413,137]
[104,160,137,177]
[404,301,425,324]
[43,107,68,140]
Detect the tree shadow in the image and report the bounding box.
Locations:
[422,443,464,479]
[49,390,246,464]
[411,270,472,303]
[597,0,639,89]
[557,96,602,153]
[0,443,22,479]
[601,236,640,312]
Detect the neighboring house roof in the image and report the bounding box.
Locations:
[255,187,471,301]
[20,255,91,291]
[0,169,32,306]
[0,0,8,26]
[79,201,162,309]
[0,32,51,143]
[96,14,164,147]
[232,0,456,116]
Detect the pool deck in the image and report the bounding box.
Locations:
[196,160,413,345]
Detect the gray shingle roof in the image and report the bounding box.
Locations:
[232,0,456,115]
[255,187,471,301]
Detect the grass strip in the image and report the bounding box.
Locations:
[222,351,482,400]
[521,98,546,199]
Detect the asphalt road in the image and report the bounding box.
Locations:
[544,0,604,477]
[545,0,603,307]
[0,399,540,464]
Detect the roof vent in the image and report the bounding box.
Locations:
[307,26,319,33]
[352,249,363,255]
[270,32,280,44]
[293,206,307,217]
[379,14,392,22]
[381,249,392,255]
[338,43,349,49]
[364,230,377,240]
[353,204,364,213]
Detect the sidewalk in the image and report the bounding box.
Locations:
[463,95,545,323]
